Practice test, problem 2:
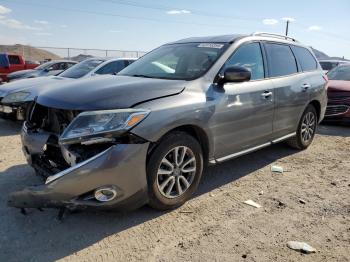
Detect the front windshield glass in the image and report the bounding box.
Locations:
[59,59,105,79]
[327,66,350,81]
[119,43,229,80]
[35,61,55,70]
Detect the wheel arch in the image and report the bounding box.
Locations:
[147,124,211,166]
[309,100,321,122]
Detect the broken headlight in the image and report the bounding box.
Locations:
[59,109,150,145]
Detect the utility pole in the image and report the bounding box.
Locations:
[285,20,290,36]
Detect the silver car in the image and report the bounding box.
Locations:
[8,33,327,212]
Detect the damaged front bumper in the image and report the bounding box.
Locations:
[8,126,150,210]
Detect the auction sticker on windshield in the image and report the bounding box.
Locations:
[198,43,224,49]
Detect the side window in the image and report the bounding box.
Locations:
[265,43,298,77]
[8,55,21,65]
[225,43,264,80]
[291,46,317,71]
[95,61,125,75]
[67,62,76,69]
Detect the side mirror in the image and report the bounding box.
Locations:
[219,66,251,84]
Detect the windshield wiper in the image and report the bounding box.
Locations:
[129,74,156,78]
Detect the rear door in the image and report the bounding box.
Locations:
[212,42,275,159]
[263,42,308,139]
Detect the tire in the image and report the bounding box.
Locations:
[147,131,203,210]
[287,104,317,150]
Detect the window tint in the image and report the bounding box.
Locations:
[327,66,350,81]
[67,62,76,69]
[291,46,317,71]
[8,55,21,65]
[225,43,264,80]
[95,61,125,75]
[319,61,339,71]
[265,43,298,77]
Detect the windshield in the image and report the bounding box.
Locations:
[328,66,350,81]
[59,59,105,79]
[119,43,229,80]
[35,61,56,70]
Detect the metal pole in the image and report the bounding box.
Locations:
[285,20,290,36]
[67,48,70,59]
[106,50,108,57]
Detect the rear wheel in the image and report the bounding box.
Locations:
[287,104,317,149]
[147,132,203,210]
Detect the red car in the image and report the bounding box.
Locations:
[324,64,350,123]
[0,53,39,83]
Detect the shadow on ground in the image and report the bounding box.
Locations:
[318,122,350,137]
[1,119,348,261]
[0,119,22,136]
[0,142,297,261]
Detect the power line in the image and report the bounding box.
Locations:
[3,0,254,30]
[3,0,350,45]
[99,0,262,22]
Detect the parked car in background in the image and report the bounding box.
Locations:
[7,33,327,212]
[319,59,350,73]
[323,64,350,123]
[0,57,137,120]
[6,60,78,82]
[0,53,39,83]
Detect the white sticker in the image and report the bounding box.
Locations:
[198,43,224,49]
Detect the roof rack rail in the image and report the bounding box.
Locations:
[251,32,298,42]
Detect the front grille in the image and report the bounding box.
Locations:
[27,103,79,135]
[325,105,349,116]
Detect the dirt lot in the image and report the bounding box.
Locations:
[0,118,349,262]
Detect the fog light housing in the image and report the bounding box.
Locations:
[94,187,117,202]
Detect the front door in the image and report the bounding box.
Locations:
[210,42,275,160]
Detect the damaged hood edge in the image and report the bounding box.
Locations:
[36,75,187,111]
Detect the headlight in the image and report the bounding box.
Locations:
[1,91,30,103]
[0,90,6,98]
[59,109,150,144]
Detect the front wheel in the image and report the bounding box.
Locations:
[147,132,203,210]
[287,104,317,150]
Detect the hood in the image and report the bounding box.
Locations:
[0,76,69,98]
[327,80,350,92]
[37,75,186,110]
[7,69,39,79]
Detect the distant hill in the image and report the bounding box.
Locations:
[311,47,349,61]
[67,54,94,62]
[0,44,61,62]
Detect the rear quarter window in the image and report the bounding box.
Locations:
[265,43,298,77]
[291,46,318,71]
[8,55,21,65]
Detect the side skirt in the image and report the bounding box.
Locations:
[209,132,296,164]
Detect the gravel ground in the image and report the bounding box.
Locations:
[0,118,349,262]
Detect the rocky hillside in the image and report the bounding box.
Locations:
[0,44,61,62]
[311,47,348,61]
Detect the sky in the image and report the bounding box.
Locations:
[0,0,349,58]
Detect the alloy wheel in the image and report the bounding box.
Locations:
[156,146,196,199]
[301,111,316,143]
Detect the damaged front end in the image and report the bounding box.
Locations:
[8,103,151,211]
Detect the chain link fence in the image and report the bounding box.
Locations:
[15,45,147,63]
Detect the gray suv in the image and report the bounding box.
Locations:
[8,33,327,212]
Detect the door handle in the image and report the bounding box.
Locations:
[261,91,272,98]
[301,83,311,91]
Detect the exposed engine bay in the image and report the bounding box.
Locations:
[24,103,146,178]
